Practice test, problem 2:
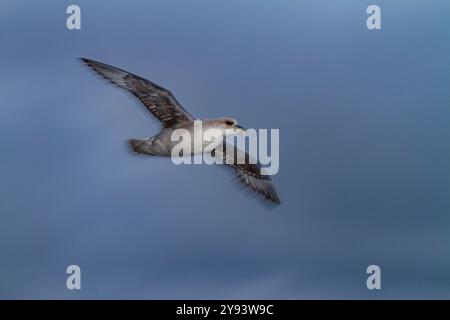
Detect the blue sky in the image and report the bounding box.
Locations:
[0,0,450,298]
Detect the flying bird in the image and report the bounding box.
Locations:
[81,58,281,204]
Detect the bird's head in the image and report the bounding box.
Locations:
[211,117,246,136]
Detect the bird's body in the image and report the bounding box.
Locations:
[129,119,239,156]
[81,58,281,204]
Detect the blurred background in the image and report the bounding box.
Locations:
[0,0,449,299]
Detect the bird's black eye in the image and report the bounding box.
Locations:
[225,120,234,126]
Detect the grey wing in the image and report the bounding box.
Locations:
[213,143,281,204]
[81,58,194,128]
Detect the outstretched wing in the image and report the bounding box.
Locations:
[81,58,194,128]
[213,143,281,204]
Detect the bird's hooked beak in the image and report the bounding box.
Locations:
[235,124,246,136]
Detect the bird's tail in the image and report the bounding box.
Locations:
[129,138,158,156]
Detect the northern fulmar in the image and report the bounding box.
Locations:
[81,58,281,204]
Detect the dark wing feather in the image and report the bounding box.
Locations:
[81,58,194,128]
[213,143,281,204]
